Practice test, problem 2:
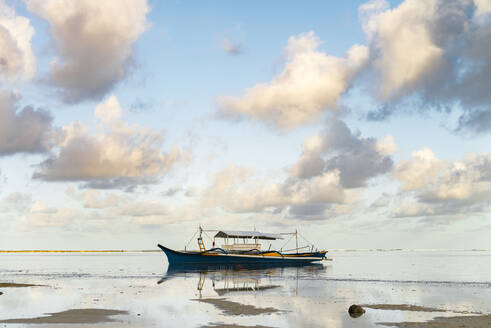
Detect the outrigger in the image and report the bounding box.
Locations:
[158,226,330,268]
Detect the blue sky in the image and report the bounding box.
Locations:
[0,0,490,250]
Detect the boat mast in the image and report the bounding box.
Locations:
[295,229,298,254]
[197,225,206,252]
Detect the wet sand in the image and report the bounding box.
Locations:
[363,303,483,315]
[0,309,128,324]
[0,282,42,288]
[378,314,491,327]
[202,323,274,328]
[194,298,280,316]
[362,304,447,312]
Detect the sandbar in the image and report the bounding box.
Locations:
[202,323,274,328]
[0,282,42,288]
[378,314,491,328]
[0,308,128,324]
[362,304,447,312]
[194,298,280,316]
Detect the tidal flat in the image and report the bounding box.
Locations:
[0,250,490,327]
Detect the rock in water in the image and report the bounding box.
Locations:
[348,304,365,318]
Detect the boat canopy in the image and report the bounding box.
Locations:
[214,230,283,240]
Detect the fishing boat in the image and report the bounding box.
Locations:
[157,227,330,268]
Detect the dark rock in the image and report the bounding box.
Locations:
[348,304,365,318]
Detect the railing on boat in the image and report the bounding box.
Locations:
[183,226,323,257]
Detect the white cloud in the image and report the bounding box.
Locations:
[361,0,491,132]
[361,0,446,99]
[375,135,398,156]
[358,0,390,41]
[392,201,437,218]
[200,120,395,219]
[25,0,149,103]
[475,0,491,16]
[393,148,491,218]
[111,198,197,226]
[66,188,126,209]
[393,147,444,191]
[117,201,167,217]
[34,95,181,190]
[21,201,73,227]
[0,192,33,212]
[370,192,391,208]
[0,90,54,156]
[202,165,345,214]
[0,0,36,81]
[218,0,491,132]
[217,31,369,129]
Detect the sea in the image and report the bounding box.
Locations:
[1,250,490,327]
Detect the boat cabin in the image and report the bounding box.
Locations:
[214,230,283,252]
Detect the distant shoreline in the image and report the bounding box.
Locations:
[0,249,489,253]
[0,250,160,253]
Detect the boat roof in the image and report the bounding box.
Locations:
[214,230,283,240]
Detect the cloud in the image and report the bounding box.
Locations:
[217,31,369,129]
[25,0,149,103]
[200,120,395,219]
[370,192,391,208]
[129,98,152,113]
[393,148,491,218]
[291,120,395,188]
[360,0,447,100]
[0,192,33,212]
[33,95,181,190]
[0,90,54,156]
[66,188,126,209]
[457,107,491,133]
[0,0,36,81]
[393,147,444,191]
[20,201,80,228]
[163,187,182,197]
[359,0,491,132]
[116,201,167,217]
[222,37,242,55]
[475,0,491,16]
[3,197,80,229]
[109,198,197,226]
[217,1,491,132]
[202,165,345,214]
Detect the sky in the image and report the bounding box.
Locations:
[0,0,490,250]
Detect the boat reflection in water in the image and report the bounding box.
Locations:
[158,263,325,298]
[213,276,280,296]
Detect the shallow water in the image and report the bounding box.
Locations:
[0,250,490,327]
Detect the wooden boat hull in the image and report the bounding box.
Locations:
[158,244,326,268]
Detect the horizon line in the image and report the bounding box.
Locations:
[0,248,489,253]
[0,250,160,253]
